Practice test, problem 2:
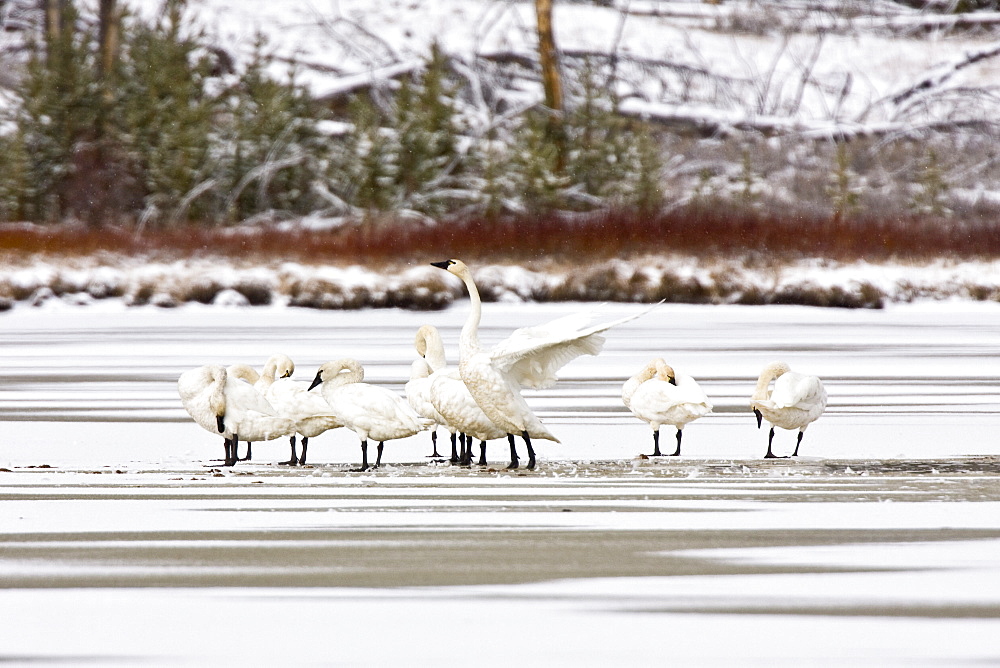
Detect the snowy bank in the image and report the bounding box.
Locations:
[1,255,998,311]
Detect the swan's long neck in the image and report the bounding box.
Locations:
[752,365,786,402]
[209,367,227,417]
[458,272,483,357]
[424,330,447,372]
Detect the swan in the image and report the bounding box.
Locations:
[751,362,827,458]
[622,359,712,456]
[309,358,433,471]
[257,354,343,466]
[431,258,654,470]
[405,326,457,459]
[178,364,294,466]
[430,369,509,466]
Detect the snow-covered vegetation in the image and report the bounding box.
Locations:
[2,0,1000,309]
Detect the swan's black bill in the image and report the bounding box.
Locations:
[308,371,323,391]
[754,408,763,429]
[216,415,226,433]
[430,260,453,270]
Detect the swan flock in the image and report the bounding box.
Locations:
[178,259,827,469]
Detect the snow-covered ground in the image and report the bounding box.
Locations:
[4,255,1000,310]
[2,301,999,665]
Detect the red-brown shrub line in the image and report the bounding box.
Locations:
[1,209,998,311]
[2,209,998,264]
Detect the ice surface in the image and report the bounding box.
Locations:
[1,302,1000,665]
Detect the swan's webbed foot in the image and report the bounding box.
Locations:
[763,428,786,459]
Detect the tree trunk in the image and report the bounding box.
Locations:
[535,0,566,172]
[97,0,120,78]
[43,0,66,59]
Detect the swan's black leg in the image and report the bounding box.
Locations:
[792,431,803,457]
[477,440,487,466]
[450,433,460,464]
[651,429,661,457]
[239,441,252,461]
[522,431,536,470]
[428,431,443,458]
[507,434,519,470]
[669,429,682,457]
[353,440,369,472]
[280,435,299,466]
[224,435,239,466]
[299,436,309,465]
[374,442,384,469]
[460,434,472,467]
[764,427,785,459]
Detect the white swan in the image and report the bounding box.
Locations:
[405,325,456,459]
[431,258,654,470]
[309,358,433,471]
[178,364,294,466]
[257,354,343,466]
[430,369,509,466]
[751,361,827,458]
[622,359,713,456]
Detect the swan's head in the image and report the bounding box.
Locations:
[430,259,469,279]
[653,359,677,386]
[262,353,295,382]
[275,355,295,379]
[309,358,364,390]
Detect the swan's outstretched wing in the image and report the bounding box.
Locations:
[491,306,656,389]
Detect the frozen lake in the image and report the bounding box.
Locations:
[2,300,1000,665]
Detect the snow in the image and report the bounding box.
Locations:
[3,255,1000,311]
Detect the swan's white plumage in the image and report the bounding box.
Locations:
[430,369,506,443]
[311,359,432,469]
[259,354,342,439]
[751,361,827,457]
[405,350,454,437]
[623,359,712,456]
[221,369,295,443]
